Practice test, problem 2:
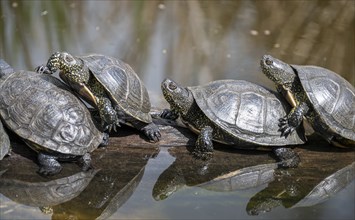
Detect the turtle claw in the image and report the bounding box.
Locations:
[160,109,179,120]
[142,123,161,142]
[35,65,52,74]
[278,116,296,138]
[104,123,119,133]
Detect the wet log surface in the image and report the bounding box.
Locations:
[1,112,354,180]
[0,111,354,219]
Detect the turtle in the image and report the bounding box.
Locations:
[36,52,160,142]
[260,55,355,147]
[0,59,108,175]
[0,120,11,160]
[160,78,306,167]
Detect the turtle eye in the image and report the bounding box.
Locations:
[265,58,273,65]
[168,82,177,90]
[63,54,76,65]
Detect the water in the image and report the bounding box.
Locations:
[0,1,354,219]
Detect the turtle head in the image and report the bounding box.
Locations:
[46,52,82,73]
[0,59,14,80]
[260,55,296,89]
[46,52,89,85]
[161,78,194,115]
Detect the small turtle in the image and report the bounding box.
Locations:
[36,52,160,142]
[161,78,306,167]
[0,120,11,160]
[0,59,108,175]
[260,55,355,147]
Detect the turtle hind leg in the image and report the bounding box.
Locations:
[273,147,300,168]
[129,119,161,142]
[193,126,213,160]
[141,122,161,142]
[37,153,62,176]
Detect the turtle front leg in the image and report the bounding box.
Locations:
[37,153,62,176]
[96,97,120,132]
[278,102,309,137]
[160,109,179,120]
[193,126,214,160]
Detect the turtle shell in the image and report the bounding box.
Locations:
[0,120,10,160]
[188,80,305,146]
[0,71,103,156]
[292,65,355,142]
[79,54,152,123]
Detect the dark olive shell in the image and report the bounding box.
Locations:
[79,54,152,123]
[292,65,355,142]
[188,80,305,146]
[0,120,10,160]
[0,71,103,155]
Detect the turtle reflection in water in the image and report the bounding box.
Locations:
[37,52,161,142]
[161,79,305,167]
[246,162,355,215]
[49,157,147,219]
[260,55,355,147]
[0,169,98,216]
[153,147,280,201]
[0,120,10,160]
[0,59,108,175]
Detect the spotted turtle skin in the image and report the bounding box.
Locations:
[0,59,106,175]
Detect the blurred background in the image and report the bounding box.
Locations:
[0,0,354,107]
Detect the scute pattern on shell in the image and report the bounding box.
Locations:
[0,71,103,155]
[189,80,305,145]
[79,54,152,123]
[293,65,355,141]
[0,120,10,160]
